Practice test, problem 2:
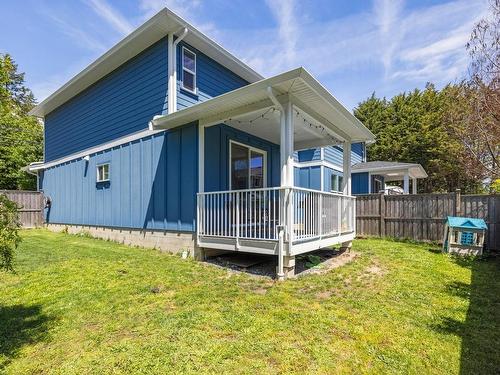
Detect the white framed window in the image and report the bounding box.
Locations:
[97,163,110,182]
[182,47,196,93]
[330,174,339,192]
[229,140,267,190]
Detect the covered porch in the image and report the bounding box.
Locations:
[152,68,374,278]
[352,161,428,195]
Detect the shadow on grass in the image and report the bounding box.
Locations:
[432,254,500,374]
[0,304,53,369]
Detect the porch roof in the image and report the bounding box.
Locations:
[151,68,375,146]
[352,161,428,180]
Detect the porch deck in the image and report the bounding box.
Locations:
[197,187,356,256]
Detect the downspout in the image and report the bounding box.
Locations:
[170,27,188,114]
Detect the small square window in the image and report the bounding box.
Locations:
[182,47,196,93]
[97,164,110,182]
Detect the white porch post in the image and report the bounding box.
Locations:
[340,141,353,252]
[279,105,287,186]
[412,177,417,194]
[285,101,294,187]
[403,172,410,194]
[342,141,351,195]
[277,99,295,278]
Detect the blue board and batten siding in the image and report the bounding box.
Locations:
[294,166,321,190]
[352,172,369,195]
[42,124,198,231]
[44,38,169,162]
[41,37,252,232]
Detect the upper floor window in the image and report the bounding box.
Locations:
[182,47,196,93]
[97,163,110,182]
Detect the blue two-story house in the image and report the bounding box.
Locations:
[28,8,374,278]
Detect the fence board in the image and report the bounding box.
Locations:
[356,192,499,250]
[0,190,44,228]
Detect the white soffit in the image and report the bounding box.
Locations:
[29,8,263,117]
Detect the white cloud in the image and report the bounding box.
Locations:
[138,0,218,39]
[85,0,134,35]
[44,12,106,52]
[139,0,201,19]
[265,0,298,66]
[373,0,405,75]
[31,59,92,102]
[390,1,487,83]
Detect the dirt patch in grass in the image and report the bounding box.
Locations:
[296,250,358,277]
[205,248,358,279]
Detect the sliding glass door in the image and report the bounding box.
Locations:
[230,141,266,190]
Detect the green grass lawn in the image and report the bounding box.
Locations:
[1,230,499,374]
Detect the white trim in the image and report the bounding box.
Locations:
[28,128,165,171]
[96,163,110,182]
[198,124,205,192]
[320,165,324,191]
[368,171,371,194]
[342,141,352,195]
[181,46,197,94]
[294,159,343,172]
[228,140,267,190]
[167,33,174,114]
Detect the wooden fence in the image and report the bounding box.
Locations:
[0,190,44,228]
[356,191,500,250]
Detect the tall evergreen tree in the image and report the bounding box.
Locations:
[354,85,483,193]
[0,54,43,190]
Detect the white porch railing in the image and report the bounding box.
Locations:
[197,187,355,244]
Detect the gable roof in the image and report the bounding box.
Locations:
[352,161,428,179]
[29,8,263,118]
[447,216,488,230]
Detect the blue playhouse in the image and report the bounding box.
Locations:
[443,216,488,256]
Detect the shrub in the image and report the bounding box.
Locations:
[0,194,21,271]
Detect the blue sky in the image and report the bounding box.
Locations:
[0,0,488,110]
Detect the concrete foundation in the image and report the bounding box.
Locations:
[283,255,296,278]
[340,240,353,252]
[46,223,203,258]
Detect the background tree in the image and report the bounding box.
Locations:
[0,194,21,271]
[442,0,499,189]
[0,54,43,190]
[354,85,481,193]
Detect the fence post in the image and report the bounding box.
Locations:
[455,189,461,216]
[379,193,386,237]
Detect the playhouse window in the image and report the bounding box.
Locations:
[97,163,110,182]
[182,47,196,93]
